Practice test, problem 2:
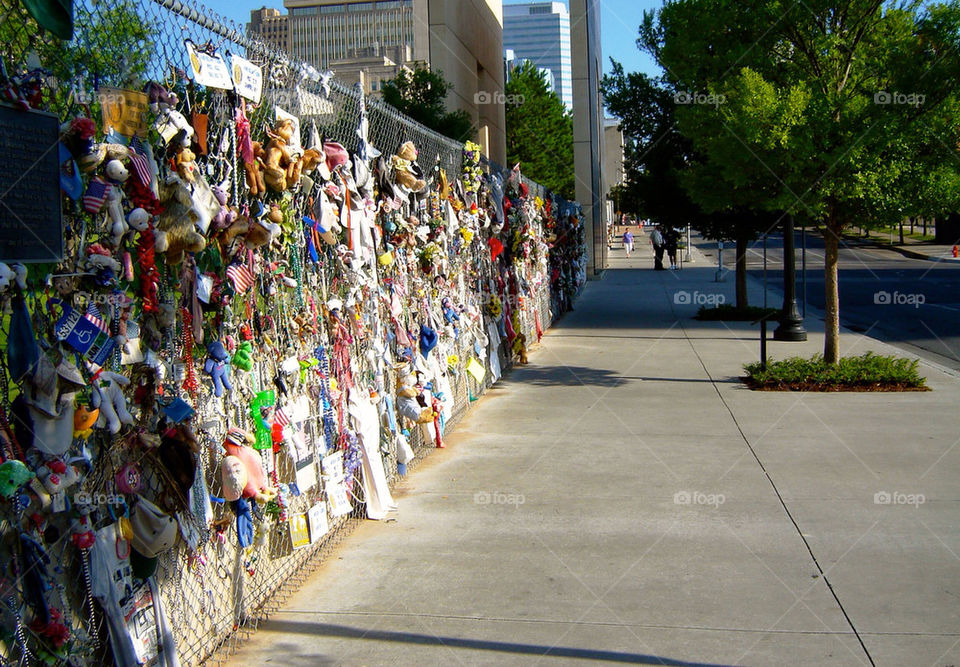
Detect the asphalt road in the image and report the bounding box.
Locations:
[697,232,960,372]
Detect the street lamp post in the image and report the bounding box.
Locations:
[774,215,807,341]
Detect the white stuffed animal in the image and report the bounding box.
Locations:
[0,262,26,293]
[127,208,168,253]
[90,370,133,434]
[104,160,130,246]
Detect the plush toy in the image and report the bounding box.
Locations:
[83,244,122,275]
[103,159,130,246]
[127,207,168,253]
[175,146,199,183]
[73,404,98,440]
[262,119,302,192]
[390,141,426,192]
[243,141,266,196]
[36,458,80,494]
[60,117,98,171]
[210,185,237,231]
[394,366,435,424]
[0,261,26,293]
[244,206,282,250]
[231,341,253,371]
[141,302,176,351]
[222,428,277,503]
[220,455,248,502]
[146,82,194,147]
[90,370,133,434]
[156,174,207,264]
[203,341,233,397]
[0,459,34,499]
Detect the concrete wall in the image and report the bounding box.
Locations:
[427,0,506,163]
[570,0,607,275]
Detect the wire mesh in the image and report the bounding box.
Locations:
[0,0,586,664]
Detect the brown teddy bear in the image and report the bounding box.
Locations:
[244,205,282,250]
[244,141,266,197]
[390,141,426,192]
[157,174,207,264]
[262,119,302,192]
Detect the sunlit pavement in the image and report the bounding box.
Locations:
[227,240,960,666]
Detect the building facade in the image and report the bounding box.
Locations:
[502,1,572,109]
[247,7,289,53]
[278,0,505,163]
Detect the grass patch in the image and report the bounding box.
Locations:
[744,353,928,391]
[696,304,779,321]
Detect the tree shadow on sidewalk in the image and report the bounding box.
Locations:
[499,365,641,388]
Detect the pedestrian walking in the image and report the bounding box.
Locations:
[622,229,634,257]
[650,225,666,270]
[664,227,679,270]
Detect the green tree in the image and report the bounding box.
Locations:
[381,65,475,143]
[1,1,153,88]
[504,61,574,199]
[645,0,960,362]
[602,61,771,308]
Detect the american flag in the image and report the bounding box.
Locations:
[128,136,152,185]
[225,263,255,294]
[82,177,111,214]
[84,303,109,333]
[274,407,290,427]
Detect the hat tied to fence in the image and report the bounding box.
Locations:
[20,0,73,40]
[129,497,178,578]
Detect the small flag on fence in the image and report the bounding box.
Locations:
[225,262,255,294]
[84,303,108,333]
[128,135,152,185]
[82,176,111,214]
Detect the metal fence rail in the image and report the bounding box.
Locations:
[0,0,586,664]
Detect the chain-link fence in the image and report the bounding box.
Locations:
[0,0,586,665]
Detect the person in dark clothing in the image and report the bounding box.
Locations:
[650,226,666,270]
[664,227,679,269]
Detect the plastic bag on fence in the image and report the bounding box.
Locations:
[395,432,415,465]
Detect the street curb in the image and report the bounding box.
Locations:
[841,237,960,263]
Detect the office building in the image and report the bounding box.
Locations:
[282,0,506,163]
[503,2,572,109]
[247,7,289,53]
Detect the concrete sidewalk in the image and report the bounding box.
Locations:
[226,242,960,666]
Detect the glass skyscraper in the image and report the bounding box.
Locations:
[503,2,573,109]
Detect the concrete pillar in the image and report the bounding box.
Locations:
[570,0,607,276]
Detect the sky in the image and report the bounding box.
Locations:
[204,0,664,78]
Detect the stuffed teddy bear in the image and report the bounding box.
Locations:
[90,369,133,434]
[222,428,277,503]
[203,341,232,397]
[156,174,207,264]
[36,458,80,495]
[0,261,26,293]
[243,141,266,197]
[244,206,282,250]
[140,301,176,351]
[231,341,253,371]
[127,207,168,253]
[83,244,122,276]
[0,459,34,499]
[262,119,302,192]
[103,159,130,246]
[210,185,237,231]
[394,365,435,424]
[390,141,426,192]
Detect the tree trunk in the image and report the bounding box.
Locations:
[823,223,841,364]
[735,234,749,309]
[899,219,904,244]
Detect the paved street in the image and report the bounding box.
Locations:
[227,240,960,666]
[697,233,960,372]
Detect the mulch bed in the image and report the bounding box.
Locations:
[742,378,930,392]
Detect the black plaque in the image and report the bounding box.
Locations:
[0,105,64,262]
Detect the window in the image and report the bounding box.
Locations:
[319,4,346,14]
[291,7,314,16]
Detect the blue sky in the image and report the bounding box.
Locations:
[205,0,663,77]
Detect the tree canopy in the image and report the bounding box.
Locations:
[504,61,574,200]
[381,65,475,144]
